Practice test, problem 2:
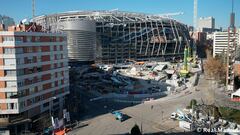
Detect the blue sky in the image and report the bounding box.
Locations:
[0,0,239,28]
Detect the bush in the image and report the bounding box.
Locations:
[219,107,240,124]
[190,99,197,108]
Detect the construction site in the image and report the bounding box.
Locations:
[1,0,240,134]
[75,48,200,101]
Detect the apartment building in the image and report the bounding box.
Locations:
[0,23,69,132]
[213,30,239,57]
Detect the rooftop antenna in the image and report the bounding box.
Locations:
[32,0,35,19]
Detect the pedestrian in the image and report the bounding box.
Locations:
[151,105,153,110]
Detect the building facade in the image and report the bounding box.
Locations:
[198,17,215,33]
[59,19,96,64]
[33,10,190,64]
[213,30,239,57]
[0,23,69,132]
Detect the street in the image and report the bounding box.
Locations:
[68,74,231,135]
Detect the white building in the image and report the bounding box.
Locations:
[213,30,239,57]
[198,17,215,32]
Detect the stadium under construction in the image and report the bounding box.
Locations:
[33,10,191,64]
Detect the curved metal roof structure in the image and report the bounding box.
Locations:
[34,10,190,64]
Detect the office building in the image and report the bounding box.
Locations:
[213,30,239,57]
[198,17,216,33]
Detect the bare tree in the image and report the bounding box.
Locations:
[204,49,226,82]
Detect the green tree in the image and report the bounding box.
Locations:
[190,99,197,108]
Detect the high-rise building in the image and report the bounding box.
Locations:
[0,23,69,133]
[198,17,215,33]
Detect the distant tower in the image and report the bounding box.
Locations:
[192,0,198,61]
[193,0,198,31]
[32,0,35,18]
[230,0,235,28]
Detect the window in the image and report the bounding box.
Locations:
[40,95,44,100]
[53,98,59,103]
[6,81,17,87]
[15,36,23,42]
[24,47,33,53]
[5,70,16,76]
[26,36,32,42]
[56,37,61,42]
[38,85,43,91]
[7,103,17,110]
[43,102,49,107]
[16,58,23,65]
[3,36,14,42]
[4,48,15,54]
[17,69,24,76]
[35,36,40,42]
[18,89,27,97]
[17,81,24,87]
[54,45,57,51]
[6,92,18,98]
[19,101,25,108]
[4,59,16,66]
[29,87,35,94]
[16,48,23,54]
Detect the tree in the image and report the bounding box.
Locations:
[131,124,141,135]
[190,99,197,107]
[204,49,226,82]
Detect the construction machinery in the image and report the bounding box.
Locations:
[179,47,189,77]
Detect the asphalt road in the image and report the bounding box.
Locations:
[68,74,230,135]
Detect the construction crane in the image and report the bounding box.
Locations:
[157,12,184,18]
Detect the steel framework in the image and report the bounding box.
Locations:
[33,10,190,63]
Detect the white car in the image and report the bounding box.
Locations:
[171,112,177,119]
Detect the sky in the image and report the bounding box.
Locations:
[0,0,239,29]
